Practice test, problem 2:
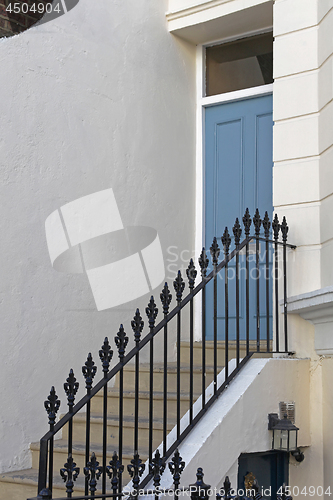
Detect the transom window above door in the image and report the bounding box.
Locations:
[205,32,273,96]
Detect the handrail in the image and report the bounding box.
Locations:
[40,235,295,441]
[32,209,295,500]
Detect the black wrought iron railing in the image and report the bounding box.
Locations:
[33,447,294,500]
[28,209,295,500]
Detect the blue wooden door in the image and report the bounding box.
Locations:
[204,94,273,341]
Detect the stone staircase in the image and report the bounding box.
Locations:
[0,341,259,500]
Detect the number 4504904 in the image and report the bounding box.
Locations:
[6,2,61,14]
[277,485,332,496]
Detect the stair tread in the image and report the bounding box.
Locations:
[30,439,149,459]
[0,468,87,490]
[122,363,224,373]
[103,388,201,400]
[72,412,176,430]
[0,468,39,485]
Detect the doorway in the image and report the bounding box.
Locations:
[204,93,273,340]
[238,451,289,499]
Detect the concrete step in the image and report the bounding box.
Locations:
[179,340,271,365]
[62,413,174,450]
[116,362,223,393]
[0,466,116,499]
[91,388,201,419]
[30,439,148,484]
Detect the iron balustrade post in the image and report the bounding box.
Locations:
[199,249,209,409]
[210,238,220,394]
[83,452,103,498]
[106,450,124,499]
[221,229,231,381]
[82,353,97,497]
[243,209,252,357]
[37,438,49,498]
[99,338,113,495]
[253,209,262,352]
[44,387,60,496]
[131,309,144,457]
[146,297,158,463]
[233,218,242,367]
[272,215,280,353]
[174,271,185,441]
[189,467,211,500]
[160,284,172,457]
[263,212,271,353]
[186,259,197,424]
[115,325,129,494]
[128,452,145,500]
[149,449,165,500]
[63,369,79,497]
[168,450,185,500]
[281,217,289,352]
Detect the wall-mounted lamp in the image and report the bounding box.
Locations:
[268,413,304,462]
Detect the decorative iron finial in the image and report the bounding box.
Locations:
[243,208,252,238]
[82,353,97,393]
[210,237,220,267]
[233,218,242,248]
[160,282,172,315]
[281,216,289,243]
[263,211,271,239]
[64,369,79,410]
[127,452,145,493]
[60,454,80,495]
[220,476,233,500]
[186,259,197,290]
[83,452,103,495]
[189,467,211,500]
[221,227,231,256]
[253,209,262,237]
[198,248,209,278]
[131,309,144,345]
[44,386,60,427]
[37,489,52,499]
[115,324,129,361]
[146,296,158,329]
[99,337,113,375]
[272,214,280,241]
[173,270,185,303]
[106,451,124,495]
[168,449,185,490]
[149,449,165,491]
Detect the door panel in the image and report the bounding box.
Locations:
[204,94,273,341]
[238,451,289,499]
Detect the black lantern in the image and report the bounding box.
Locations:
[268,413,304,462]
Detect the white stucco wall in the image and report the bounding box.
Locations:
[0,0,196,472]
[273,0,333,296]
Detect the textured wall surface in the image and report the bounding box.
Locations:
[273,0,333,295]
[0,0,196,472]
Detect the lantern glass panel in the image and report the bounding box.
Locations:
[289,430,297,451]
[273,431,281,450]
[281,430,289,451]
